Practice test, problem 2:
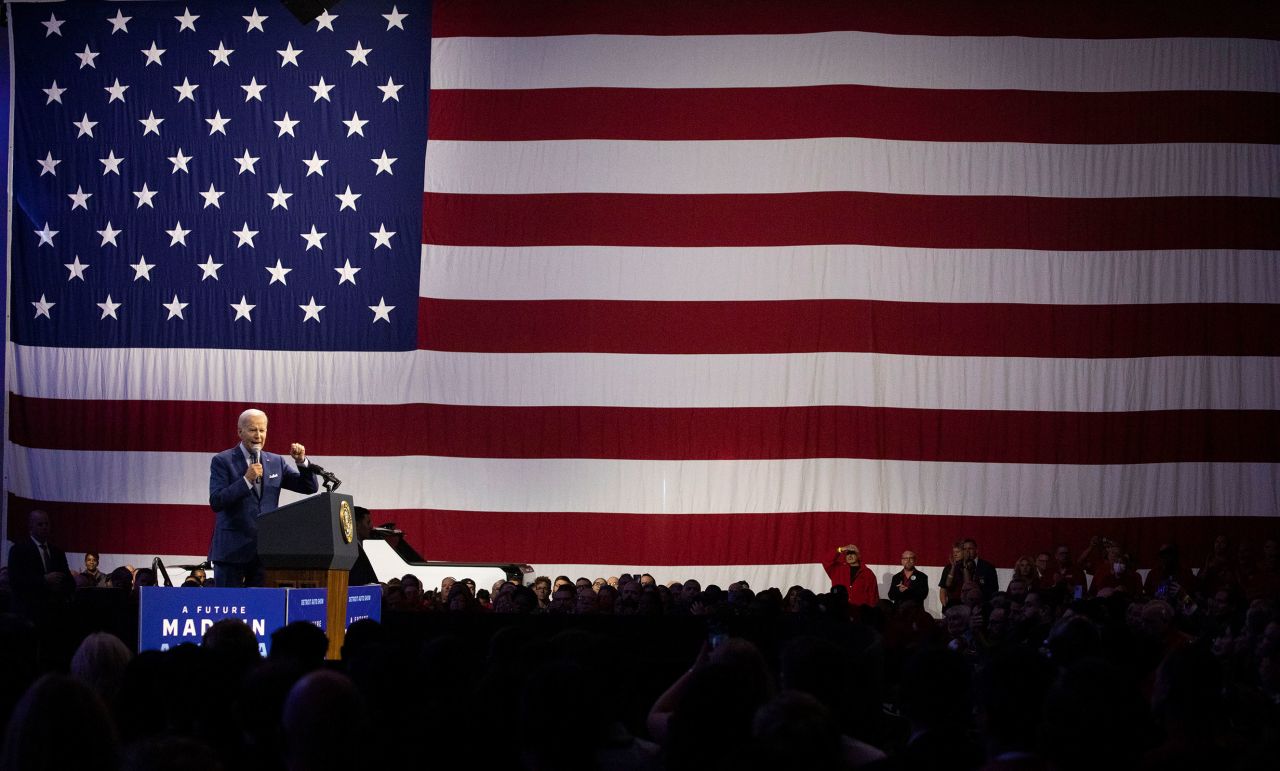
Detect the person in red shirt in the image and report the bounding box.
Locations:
[825,544,880,607]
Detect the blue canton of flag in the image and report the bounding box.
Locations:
[10,0,428,351]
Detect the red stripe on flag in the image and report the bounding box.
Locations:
[429,87,1280,144]
[417,298,1280,357]
[433,0,1280,40]
[423,192,1280,250]
[7,494,1273,570]
[11,396,1279,464]
[354,509,1278,570]
[6,495,212,556]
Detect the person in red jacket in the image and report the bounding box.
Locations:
[825,544,880,607]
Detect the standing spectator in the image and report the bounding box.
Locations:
[1008,555,1039,591]
[824,544,880,607]
[1051,543,1089,600]
[1090,553,1142,596]
[960,538,1000,601]
[938,542,965,608]
[531,575,552,610]
[1199,534,1235,592]
[1144,543,1198,602]
[7,509,74,616]
[888,550,930,609]
[77,551,109,588]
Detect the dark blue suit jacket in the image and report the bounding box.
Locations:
[208,446,319,564]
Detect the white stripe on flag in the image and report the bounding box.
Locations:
[11,345,1279,412]
[425,139,1280,198]
[421,245,1280,304]
[431,33,1280,92]
[9,445,1278,517]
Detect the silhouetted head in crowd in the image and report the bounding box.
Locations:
[201,618,261,680]
[549,584,577,614]
[401,574,424,605]
[1042,657,1149,769]
[439,575,456,597]
[751,691,844,771]
[575,585,598,614]
[666,639,775,771]
[282,670,366,771]
[640,572,656,587]
[269,622,329,669]
[0,674,119,771]
[108,567,134,590]
[69,631,133,705]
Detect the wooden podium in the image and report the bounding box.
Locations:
[258,492,359,659]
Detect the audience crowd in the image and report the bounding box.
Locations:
[1,532,1278,770]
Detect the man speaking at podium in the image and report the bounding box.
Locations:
[208,409,319,587]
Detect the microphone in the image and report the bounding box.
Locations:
[307,462,342,491]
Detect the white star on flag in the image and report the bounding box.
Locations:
[198,255,223,280]
[315,11,338,31]
[141,42,166,67]
[347,42,372,66]
[167,221,192,246]
[133,183,159,208]
[76,45,100,69]
[343,112,368,137]
[75,114,98,138]
[131,256,155,281]
[175,7,200,32]
[230,296,255,321]
[42,12,65,37]
[383,6,408,30]
[105,78,129,103]
[44,81,66,104]
[174,78,199,102]
[299,296,326,322]
[242,77,267,102]
[370,224,396,249]
[235,149,261,175]
[371,150,397,175]
[369,297,395,323]
[168,148,193,173]
[268,185,293,210]
[108,10,132,34]
[335,259,361,285]
[163,295,189,320]
[278,42,302,67]
[210,42,234,66]
[68,185,92,210]
[301,225,327,251]
[266,259,292,285]
[244,8,268,32]
[99,150,125,175]
[205,110,230,135]
[97,222,122,247]
[335,186,362,211]
[38,153,61,176]
[32,294,55,319]
[64,256,89,281]
[139,111,165,136]
[377,77,403,102]
[303,152,328,177]
[310,77,335,102]
[97,295,122,320]
[274,112,300,137]
[233,223,260,248]
[35,223,58,247]
[199,183,225,209]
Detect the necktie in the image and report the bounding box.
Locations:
[39,542,50,572]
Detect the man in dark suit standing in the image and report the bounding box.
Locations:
[208,408,319,587]
[7,509,73,615]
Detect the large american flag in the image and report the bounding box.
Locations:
[6,0,1279,590]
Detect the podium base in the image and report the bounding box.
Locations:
[264,568,349,660]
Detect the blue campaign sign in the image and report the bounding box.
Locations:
[286,586,384,631]
[346,585,383,626]
[138,588,288,655]
[286,588,328,628]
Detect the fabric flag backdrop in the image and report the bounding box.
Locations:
[5,0,1279,591]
